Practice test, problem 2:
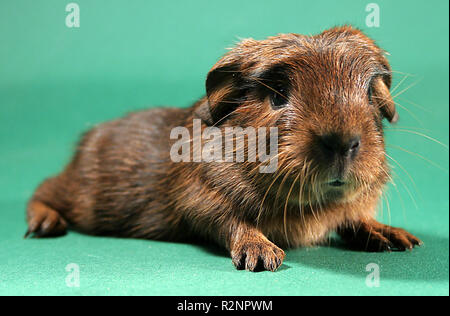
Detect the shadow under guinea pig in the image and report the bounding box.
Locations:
[285,231,448,282]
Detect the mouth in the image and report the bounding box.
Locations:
[327,179,346,187]
[284,176,356,205]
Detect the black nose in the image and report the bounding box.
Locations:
[318,133,361,158]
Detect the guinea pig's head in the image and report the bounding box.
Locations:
[195,26,397,205]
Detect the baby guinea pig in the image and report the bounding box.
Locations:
[26,25,421,272]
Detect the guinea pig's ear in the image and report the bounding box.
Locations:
[194,60,247,126]
[370,76,399,124]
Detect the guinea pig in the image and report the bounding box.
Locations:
[26,25,421,272]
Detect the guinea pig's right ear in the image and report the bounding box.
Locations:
[194,60,246,126]
[370,76,399,124]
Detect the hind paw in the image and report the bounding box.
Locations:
[25,201,67,238]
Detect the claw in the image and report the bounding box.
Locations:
[24,229,31,239]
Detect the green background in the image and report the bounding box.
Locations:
[0,0,448,296]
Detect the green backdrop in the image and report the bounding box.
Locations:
[0,0,448,296]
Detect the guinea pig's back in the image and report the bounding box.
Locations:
[71,107,188,178]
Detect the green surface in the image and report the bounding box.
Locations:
[0,0,448,296]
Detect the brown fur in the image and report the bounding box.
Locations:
[26,26,421,271]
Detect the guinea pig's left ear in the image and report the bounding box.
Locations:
[370,76,399,124]
[194,57,247,126]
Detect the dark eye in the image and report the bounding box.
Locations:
[270,88,288,109]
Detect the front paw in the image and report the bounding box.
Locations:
[231,240,285,272]
[339,220,422,252]
[372,226,422,252]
